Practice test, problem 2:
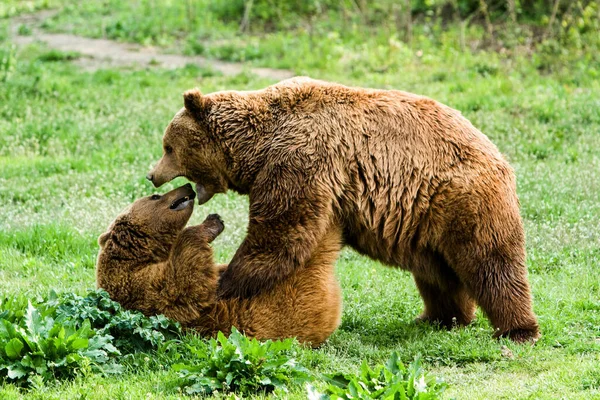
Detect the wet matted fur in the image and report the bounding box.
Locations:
[147,77,540,342]
[96,184,342,347]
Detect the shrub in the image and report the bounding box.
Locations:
[173,328,312,395]
[0,300,120,386]
[0,290,181,387]
[50,290,181,354]
[314,352,447,399]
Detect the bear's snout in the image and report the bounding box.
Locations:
[146,171,166,188]
[147,155,181,188]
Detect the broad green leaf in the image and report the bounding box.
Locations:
[7,365,28,380]
[348,380,360,397]
[172,363,191,372]
[359,359,371,380]
[69,337,89,350]
[386,351,400,374]
[49,357,67,367]
[324,373,352,388]
[5,337,24,360]
[1,319,20,340]
[66,353,83,364]
[259,376,272,385]
[24,301,44,340]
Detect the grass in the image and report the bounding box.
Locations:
[1,2,600,398]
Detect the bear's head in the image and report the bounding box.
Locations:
[98,183,197,261]
[146,90,229,205]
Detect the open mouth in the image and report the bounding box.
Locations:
[195,183,215,205]
[170,191,196,210]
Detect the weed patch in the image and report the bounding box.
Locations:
[314,353,447,399]
[173,328,312,396]
[0,290,178,387]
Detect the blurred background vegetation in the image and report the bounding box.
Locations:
[2,0,598,80]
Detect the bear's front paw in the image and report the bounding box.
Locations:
[203,214,224,231]
[201,214,224,243]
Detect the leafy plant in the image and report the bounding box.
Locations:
[0,290,181,387]
[315,352,447,399]
[0,301,120,386]
[51,290,182,354]
[173,328,312,395]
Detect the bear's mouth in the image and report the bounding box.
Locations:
[170,191,196,211]
[195,183,215,205]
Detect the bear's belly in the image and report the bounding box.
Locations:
[337,165,451,269]
[341,217,416,269]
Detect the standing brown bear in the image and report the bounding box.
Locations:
[96,184,342,347]
[147,77,540,342]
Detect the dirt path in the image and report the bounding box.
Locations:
[9,10,294,80]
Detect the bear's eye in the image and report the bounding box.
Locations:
[164,145,173,154]
[150,194,161,200]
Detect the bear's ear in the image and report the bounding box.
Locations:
[98,231,110,247]
[183,88,208,116]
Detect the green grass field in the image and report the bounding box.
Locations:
[1,1,599,398]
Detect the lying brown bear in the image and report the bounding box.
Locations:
[147,77,540,342]
[95,184,342,347]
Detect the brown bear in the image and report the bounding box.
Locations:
[96,183,342,347]
[147,77,540,342]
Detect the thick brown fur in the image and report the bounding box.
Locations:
[96,184,342,347]
[148,77,540,342]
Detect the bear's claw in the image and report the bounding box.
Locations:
[205,213,224,226]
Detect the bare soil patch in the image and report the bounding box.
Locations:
[9,10,294,80]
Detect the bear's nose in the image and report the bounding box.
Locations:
[146,173,154,182]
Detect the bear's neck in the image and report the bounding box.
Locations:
[206,92,276,194]
[103,236,170,266]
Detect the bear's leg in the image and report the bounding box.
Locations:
[414,277,476,328]
[217,165,335,299]
[412,253,476,327]
[437,176,540,342]
[450,247,540,343]
[166,216,225,300]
